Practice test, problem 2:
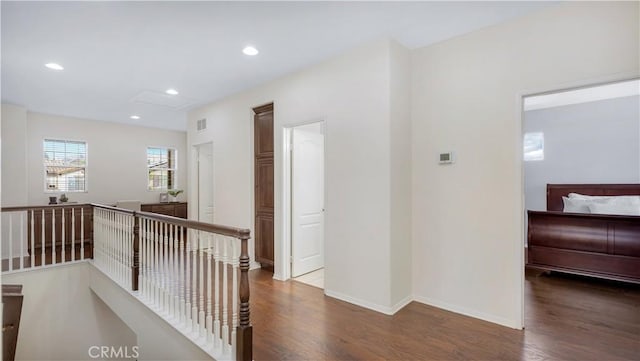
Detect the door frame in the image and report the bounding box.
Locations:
[515,72,638,329]
[281,120,326,281]
[190,141,214,222]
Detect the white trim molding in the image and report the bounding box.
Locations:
[413,295,522,330]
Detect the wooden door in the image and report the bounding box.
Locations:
[254,103,274,270]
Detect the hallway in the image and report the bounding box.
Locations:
[249,269,640,360]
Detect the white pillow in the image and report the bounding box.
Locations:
[562,196,591,213]
[589,201,640,216]
[568,193,640,203]
[568,193,612,200]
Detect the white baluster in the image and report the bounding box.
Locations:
[51,208,56,265]
[41,209,45,266]
[8,213,13,271]
[80,207,85,261]
[71,208,76,262]
[146,218,151,299]
[19,212,24,270]
[148,218,154,301]
[192,229,198,333]
[213,235,221,349]
[161,222,167,313]
[169,223,175,318]
[173,224,180,319]
[199,231,206,339]
[30,210,35,268]
[222,238,229,352]
[154,220,160,307]
[140,217,145,297]
[206,233,213,345]
[179,225,185,324]
[185,227,191,328]
[231,237,239,357]
[164,222,170,314]
[61,208,65,263]
[110,211,114,278]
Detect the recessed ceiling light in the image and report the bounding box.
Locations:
[45,63,64,70]
[165,88,179,95]
[130,115,140,120]
[242,46,259,56]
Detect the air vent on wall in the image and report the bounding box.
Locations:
[197,118,207,131]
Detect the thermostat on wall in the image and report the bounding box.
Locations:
[439,152,455,164]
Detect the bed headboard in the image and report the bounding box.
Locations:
[547,184,640,211]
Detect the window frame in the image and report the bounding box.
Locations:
[146,146,178,192]
[43,138,89,193]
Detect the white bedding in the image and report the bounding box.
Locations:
[562,193,640,216]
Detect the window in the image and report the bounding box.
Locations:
[44,139,87,192]
[523,132,544,161]
[147,147,177,190]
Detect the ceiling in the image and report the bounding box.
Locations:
[2,1,553,131]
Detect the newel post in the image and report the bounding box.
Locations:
[236,230,252,361]
[131,212,140,291]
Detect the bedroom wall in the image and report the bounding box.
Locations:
[411,1,639,328]
[524,95,640,212]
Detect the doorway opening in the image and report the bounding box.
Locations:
[520,77,640,328]
[283,121,326,289]
[194,142,214,223]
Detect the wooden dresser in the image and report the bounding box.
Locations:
[141,202,187,219]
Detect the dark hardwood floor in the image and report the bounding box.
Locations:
[249,269,640,360]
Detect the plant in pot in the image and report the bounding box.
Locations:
[167,189,183,202]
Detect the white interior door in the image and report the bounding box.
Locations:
[197,143,214,223]
[291,126,325,277]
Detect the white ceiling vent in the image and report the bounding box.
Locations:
[131,90,196,109]
[197,118,207,131]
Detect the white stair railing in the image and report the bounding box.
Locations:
[1,204,92,273]
[92,204,252,361]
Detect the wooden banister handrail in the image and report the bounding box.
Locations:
[136,210,251,239]
[90,203,250,239]
[90,203,136,214]
[1,204,92,212]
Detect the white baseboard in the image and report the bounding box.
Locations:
[389,294,413,314]
[413,295,521,329]
[324,289,412,315]
[249,261,261,270]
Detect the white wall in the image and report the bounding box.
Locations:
[411,2,639,328]
[22,112,187,205]
[2,263,137,361]
[1,104,28,206]
[1,104,29,258]
[88,263,215,361]
[188,40,412,312]
[389,41,412,308]
[524,95,640,211]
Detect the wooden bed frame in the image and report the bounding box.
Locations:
[527,184,640,284]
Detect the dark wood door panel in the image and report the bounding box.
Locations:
[254,103,274,270]
[255,106,274,155]
[255,215,274,266]
[255,158,274,213]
